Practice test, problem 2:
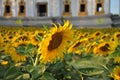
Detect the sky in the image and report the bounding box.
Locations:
[110,0,120,14]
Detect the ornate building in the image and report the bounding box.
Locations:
[0,0,113,27]
[0,0,110,18]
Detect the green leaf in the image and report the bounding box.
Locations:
[36,34,42,41]
[15,46,26,55]
[31,64,46,79]
[27,44,34,50]
[4,66,22,80]
[26,44,34,54]
[42,24,49,32]
[39,72,55,80]
[26,64,46,79]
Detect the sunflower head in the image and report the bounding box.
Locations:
[93,41,116,56]
[111,66,120,80]
[114,57,120,63]
[40,20,74,64]
[114,32,120,38]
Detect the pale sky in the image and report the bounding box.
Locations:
[110,0,120,14]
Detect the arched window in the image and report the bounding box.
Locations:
[78,0,88,16]
[95,0,104,15]
[18,0,26,17]
[63,0,72,16]
[4,0,12,17]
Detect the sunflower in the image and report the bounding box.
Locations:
[93,41,117,56]
[111,66,120,80]
[100,33,111,42]
[68,38,88,54]
[113,32,120,44]
[85,42,98,54]
[83,32,89,37]
[0,34,5,51]
[92,31,102,37]
[12,34,30,45]
[39,20,74,64]
[30,30,45,46]
[114,57,120,63]
[90,31,102,40]
[9,47,27,62]
[114,32,120,39]
[0,60,8,65]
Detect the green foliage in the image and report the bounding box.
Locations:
[42,24,49,33]
[36,34,43,41]
[15,44,34,55]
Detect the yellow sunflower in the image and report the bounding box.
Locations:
[0,60,8,65]
[68,38,88,54]
[83,32,89,37]
[114,32,120,38]
[10,47,27,62]
[100,33,111,42]
[39,20,74,64]
[93,41,117,56]
[30,30,45,46]
[92,31,102,37]
[85,42,98,54]
[0,34,4,48]
[111,66,120,80]
[113,32,120,44]
[114,57,120,63]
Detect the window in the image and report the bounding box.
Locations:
[5,5,10,13]
[65,5,70,12]
[63,0,72,16]
[4,0,12,17]
[80,4,85,12]
[20,6,25,13]
[95,0,104,15]
[18,0,26,17]
[97,4,102,12]
[78,0,87,16]
[37,3,47,17]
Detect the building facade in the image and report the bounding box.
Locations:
[0,0,110,18]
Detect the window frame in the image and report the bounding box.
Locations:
[63,0,72,17]
[95,0,104,15]
[18,0,26,17]
[4,0,12,18]
[78,0,88,16]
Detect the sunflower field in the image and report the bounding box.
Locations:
[0,21,120,80]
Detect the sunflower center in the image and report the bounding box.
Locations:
[48,32,63,51]
[100,44,110,51]
[21,36,28,41]
[95,32,100,36]
[73,42,81,48]
[116,34,120,38]
[118,72,120,76]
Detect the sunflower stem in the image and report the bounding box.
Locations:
[29,56,35,66]
[34,53,39,66]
